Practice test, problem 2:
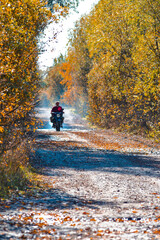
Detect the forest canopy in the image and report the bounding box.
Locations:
[47,0,160,137]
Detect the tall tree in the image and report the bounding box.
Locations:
[0,0,52,153]
[58,0,160,135]
[58,17,92,113]
[85,0,160,133]
[44,55,65,103]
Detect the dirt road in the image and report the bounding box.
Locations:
[0,108,160,239]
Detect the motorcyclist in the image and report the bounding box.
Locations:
[51,102,64,127]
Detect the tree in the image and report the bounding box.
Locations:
[0,0,52,153]
[58,0,160,136]
[85,0,160,134]
[44,55,65,103]
[59,17,92,113]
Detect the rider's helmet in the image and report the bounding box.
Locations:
[56,102,59,106]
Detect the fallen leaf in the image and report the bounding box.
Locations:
[153,229,160,234]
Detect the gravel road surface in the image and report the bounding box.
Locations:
[0,108,160,239]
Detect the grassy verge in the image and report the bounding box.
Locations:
[0,140,38,198]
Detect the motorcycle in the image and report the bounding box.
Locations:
[50,111,64,131]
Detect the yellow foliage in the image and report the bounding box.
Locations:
[0,0,52,154]
[0,127,4,133]
[85,0,160,133]
[46,0,160,137]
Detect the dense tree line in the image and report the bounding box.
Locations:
[0,0,78,195]
[44,55,65,103]
[0,0,53,194]
[48,0,160,137]
[0,0,52,155]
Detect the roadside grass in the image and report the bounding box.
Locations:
[85,113,160,144]
[0,140,39,198]
[119,123,160,143]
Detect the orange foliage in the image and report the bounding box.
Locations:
[0,0,52,154]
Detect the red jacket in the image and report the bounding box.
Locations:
[51,106,63,113]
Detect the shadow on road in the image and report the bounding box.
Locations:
[0,187,116,239]
[0,119,159,239]
[31,144,160,179]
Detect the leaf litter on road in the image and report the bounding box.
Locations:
[0,110,160,239]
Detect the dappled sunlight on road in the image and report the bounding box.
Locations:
[0,107,160,239]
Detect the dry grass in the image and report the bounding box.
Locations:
[68,130,160,152]
[0,140,35,197]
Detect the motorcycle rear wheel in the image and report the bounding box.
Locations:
[56,122,60,131]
